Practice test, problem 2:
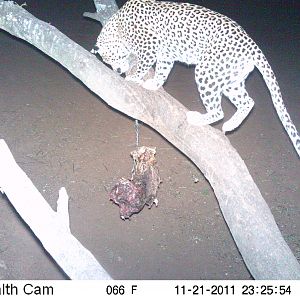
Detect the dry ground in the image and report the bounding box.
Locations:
[0,0,299,279]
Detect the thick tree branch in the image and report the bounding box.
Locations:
[0,1,299,279]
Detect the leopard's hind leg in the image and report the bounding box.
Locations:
[187,64,224,126]
[222,81,254,132]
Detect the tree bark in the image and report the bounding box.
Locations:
[0,0,299,279]
[0,140,112,280]
[83,0,118,24]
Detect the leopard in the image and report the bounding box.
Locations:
[91,0,300,157]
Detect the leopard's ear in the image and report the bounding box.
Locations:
[90,45,99,54]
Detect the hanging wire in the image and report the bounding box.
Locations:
[134,119,140,148]
[131,119,140,178]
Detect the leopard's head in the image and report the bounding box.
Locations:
[92,40,131,74]
[91,17,131,74]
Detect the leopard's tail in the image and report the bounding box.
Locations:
[254,51,300,158]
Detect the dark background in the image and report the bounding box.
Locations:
[0,0,299,279]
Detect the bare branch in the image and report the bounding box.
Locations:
[0,139,112,280]
[83,0,119,25]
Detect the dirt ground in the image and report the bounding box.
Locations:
[0,0,299,280]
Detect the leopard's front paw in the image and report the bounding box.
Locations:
[186,111,207,126]
[142,78,162,91]
[125,75,143,85]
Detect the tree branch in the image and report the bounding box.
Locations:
[83,0,119,24]
[0,0,299,279]
[0,139,112,279]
